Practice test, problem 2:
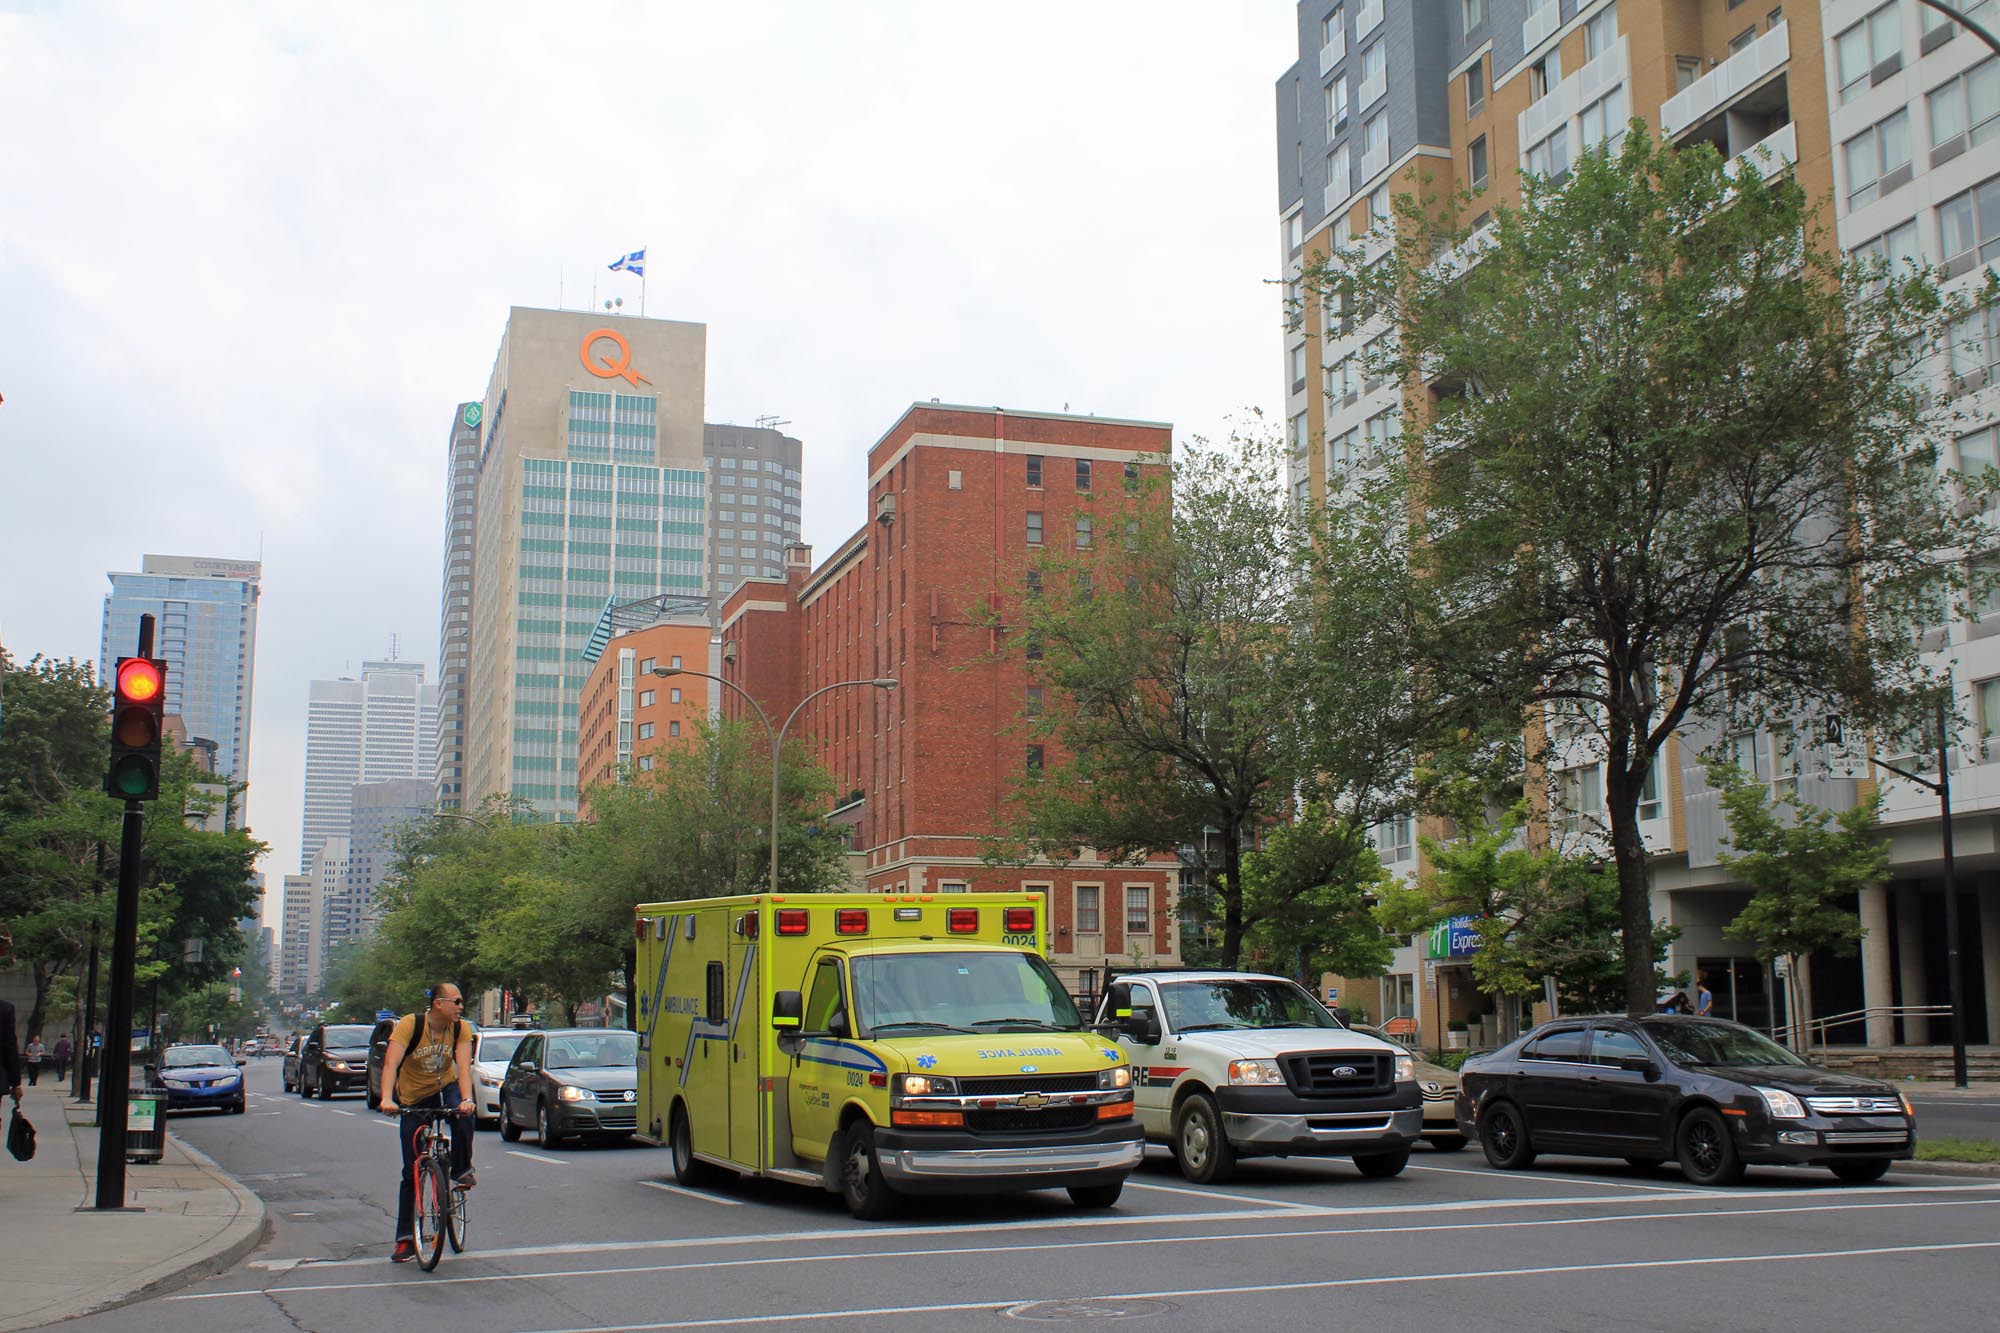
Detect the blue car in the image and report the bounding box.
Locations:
[153,1043,247,1114]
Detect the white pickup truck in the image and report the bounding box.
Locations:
[1094,970,1421,1183]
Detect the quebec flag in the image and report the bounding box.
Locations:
[608,248,646,276]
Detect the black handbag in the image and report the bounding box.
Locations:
[7,1106,35,1162]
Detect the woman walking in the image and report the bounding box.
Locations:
[51,1035,72,1081]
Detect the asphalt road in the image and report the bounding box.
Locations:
[64,1062,2000,1333]
[1906,1092,2000,1142]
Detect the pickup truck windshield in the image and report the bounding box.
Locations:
[1159,979,1341,1032]
[852,951,1084,1034]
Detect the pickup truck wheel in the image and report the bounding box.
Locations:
[840,1121,899,1220]
[670,1106,720,1187]
[1354,1148,1409,1178]
[1067,1183,1123,1209]
[1172,1093,1237,1184]
[499,1104,523,1141]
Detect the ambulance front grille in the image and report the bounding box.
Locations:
[963,1107,1097,1134]
[959,1074,1099,1096]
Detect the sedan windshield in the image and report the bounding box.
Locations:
[544,1032,636,1070]
[163,1045,232,1068]
[851,951,1083,1034]
[1645,1020,1808,1068]
[325,1025,373,1046]
[476,1032,526,1065]
[1160,979,1341,1032]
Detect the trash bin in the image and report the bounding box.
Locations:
[125,1091,166,1164]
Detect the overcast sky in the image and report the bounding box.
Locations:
[0,2,1292,925]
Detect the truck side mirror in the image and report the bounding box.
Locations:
[1122,1013,1160,1045]
[772,990,803,1031]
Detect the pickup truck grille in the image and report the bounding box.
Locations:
[959,1074,1098,1096]
[963,1107,1097,1134]
[1282,1051,1391,1097]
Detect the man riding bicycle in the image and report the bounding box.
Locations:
[379,982,476,1263]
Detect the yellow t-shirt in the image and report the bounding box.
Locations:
[391,1013,466,1105]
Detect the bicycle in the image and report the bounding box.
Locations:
[402,1107,471,1270]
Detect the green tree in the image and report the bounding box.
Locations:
[1236,802,1396,984]
[1710,762,1884,1046]
[1313,124,1995,1016]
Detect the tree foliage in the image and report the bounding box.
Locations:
[1235,802,1396,984]
[1309,124,1994,1015]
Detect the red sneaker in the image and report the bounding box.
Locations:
[391,1238,417,1263]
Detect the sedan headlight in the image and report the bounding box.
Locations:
[1098,1066,1132,1090]
[1395,1054,1416,1083]
[557,1084,593,1102]
[161,1076,190,1087]
[476,1071,502,1087]
[1227,1059,1284,1085]
[895,1073,958,1097]
[1755,1086,1806,1119]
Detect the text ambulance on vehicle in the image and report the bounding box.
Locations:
[634,892,1142,1219]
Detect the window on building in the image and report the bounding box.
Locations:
[1075,885,1101,934]
[1286,212,1304,256]
[639,689,655,706]
[1530,47,1562,101]
[1076,515,1093,549]
[1363,110,1387,163]
[1980,677,2000,739]
[1361,40,1386,101]
[638,722,655,740]
[1855,219,1923,298]
[1026,511,1044,545]
[1958,426,2000,518]
[1025,744,1045,776]
[1584,2,1618,59]
[670,687,682,703]
[1770,724,1799,800]
[669,721,681,737]
[1291,342,1309,392]
[639,657,655,674]
[1675,55,1702,91]
[1843,109,1911,209]
[1024,685,1043,719]
[1025,568,1043,599]
[1580,83,1629,152]
[1939,175,2000,273]
[1468,135,1488,190]
[1638,755,1664,821]
[1526,126,1571,180]
[1380,815,1414,862]
[1026,455,1044,487]
[1729,25,1756,53]
[1025,634,1043,662]
[1834,4,1901,103]
[1322,4,1343,47]
[1125,518,1140,550]
[1125,886,1151,934]
[637,755,654,772]
[1124,459,1140,492]
[1369,183,1391,226]
[1556,763,1603,834]
[1326,78,1348,138]
[1465,56,1485,116]
[1075,458,1093,491]
[1461,0,1483,33]
[1930,59,2000,162]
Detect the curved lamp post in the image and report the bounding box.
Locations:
[653,666,897,893]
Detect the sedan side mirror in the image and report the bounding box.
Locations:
[236,1059,248,1068]
[1617,1055,1659,1078]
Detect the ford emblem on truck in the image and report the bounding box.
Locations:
[1333,1066,1359,1078]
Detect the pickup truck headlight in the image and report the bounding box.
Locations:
[895,1073,958,1097]
[1098,1066,1132,1090]
[1755,1087,1806,1119]
[1227,1059,1284,1085]
[557,1084,593,1102]
[1395,1054,1415,1083]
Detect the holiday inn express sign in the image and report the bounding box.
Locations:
[1426,915,1483,960]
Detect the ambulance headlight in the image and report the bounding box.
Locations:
[895,1073,957,1097]
[1098,1066,1132,1090]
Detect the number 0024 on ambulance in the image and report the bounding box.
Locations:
[634,892,1141,1219]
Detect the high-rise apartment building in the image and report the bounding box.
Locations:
[279,873,312,994]
[704,422,803,606]
[1275,0,2000,1051]
[347,777,434,931]
[100,554,261,787]
[305,836,349,993]
[461,309,708,820]
[437,402,482,810]
[300,660,438,871]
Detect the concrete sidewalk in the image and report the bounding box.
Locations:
[0,1081,266,1332]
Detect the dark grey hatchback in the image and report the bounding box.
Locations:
[497,1028,638,1149]
[1455,1015,1915,1185]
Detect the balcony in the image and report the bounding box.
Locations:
[1522,0,1559,53]
[1661,20,1789,137]
[1357,0,1382,39]
[1361,136,1389,182]
[1518,38,1627,166]
[1359,65,1387,110]
[1724,120,1799,180]
[1318,28,1345,77]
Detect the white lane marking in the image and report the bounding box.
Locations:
[509,1239,2000,1331]
[253,1112,284,1117]
[1123,1179,1323,1210]
[640,1180,745,1206]
[1403,1162,1704,1194]
[1910,1100,2000,1108]
[507,1150,567,1165]
[173,1194,2000,1301]
[328,1108,356,1117]
[241,1178,2000,1272]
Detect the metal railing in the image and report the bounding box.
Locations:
[1785,1003,1953,1051]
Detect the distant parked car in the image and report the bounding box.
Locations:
[151,1043,247,1114]
[1456,1015,1916,1185]
[498,1028,638,1148]
[281,1035,305,1092]
[1352,1023,1466,1151]
[299,1022,375,1099]
[469,1028,529,1129]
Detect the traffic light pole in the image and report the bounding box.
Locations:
[92,799,147,1209]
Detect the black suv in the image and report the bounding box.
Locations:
[298,1022,375,1099]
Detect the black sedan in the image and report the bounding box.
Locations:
[299,1022,375,1099]
[1455,1015,1915,1186]
[498,1028,638,1149]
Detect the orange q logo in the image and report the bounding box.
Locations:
[579,328,652,387]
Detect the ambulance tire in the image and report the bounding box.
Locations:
[670,1105,721,1188]
[840,1122,899,1220]
[1068,1183,1123,1209]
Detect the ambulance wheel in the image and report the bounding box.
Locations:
[840,1121,899,1220]
[670,1105,721,1188]
[1068,1182,1123,1209]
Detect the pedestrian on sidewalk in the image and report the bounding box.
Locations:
[0,997,22,1107]
[24,1034,45,1086]
[51,1035,71,1081]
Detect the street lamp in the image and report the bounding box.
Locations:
[652,666,897,893]
[1866,692,1969,1089]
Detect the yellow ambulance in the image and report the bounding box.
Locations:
[633,892,1141,1219]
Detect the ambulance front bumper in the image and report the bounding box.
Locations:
[873,1121,1144,1194]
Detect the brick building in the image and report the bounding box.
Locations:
[722,403,1185,993]
[576,619,716,804]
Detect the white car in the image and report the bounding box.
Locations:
[1094,970,1421,1183]
[469,1028,530,1128]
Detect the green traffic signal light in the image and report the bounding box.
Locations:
[108,753,156,798]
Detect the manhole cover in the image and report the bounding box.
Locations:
[1004,1298,1179,1322]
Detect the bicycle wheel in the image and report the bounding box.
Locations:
[414,1157,449,1271]
[447,1171,469,1252]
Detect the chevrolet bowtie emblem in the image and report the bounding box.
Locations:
[1018,1093,1050,1110]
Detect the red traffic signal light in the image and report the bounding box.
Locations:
[106,655,168,802]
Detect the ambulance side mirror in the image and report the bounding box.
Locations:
[772,990,803,1031]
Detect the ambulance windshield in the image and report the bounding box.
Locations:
[852,951,1084,1035]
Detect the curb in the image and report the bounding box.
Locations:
[1895,1158,2000,1178]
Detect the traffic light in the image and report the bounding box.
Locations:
[105,655,167,802]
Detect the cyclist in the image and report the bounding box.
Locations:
[379,982,476,1263]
